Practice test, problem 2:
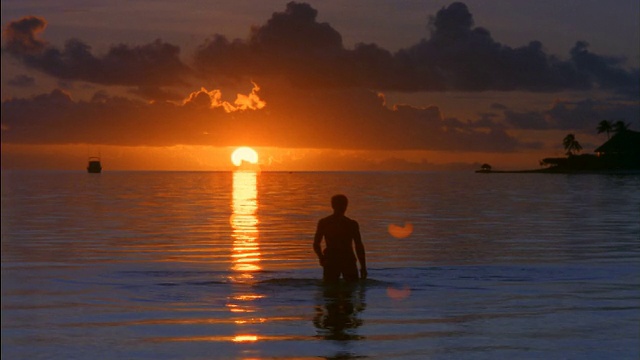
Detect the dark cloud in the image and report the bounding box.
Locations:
[1,89,209,146]
[503,98,640,131]
[193,2,638,95]
[570,41,640,97]
[3,2,637,97]
[250,2,342,52]
[503,110,548,130]
[392,3,599,92]
[194,2,352,87]
[129,86,185,102]
[473,112,502,128]
[1,84,533,152]
[193,2,395,88]
[3,17,192,88]
[7,74,36,87]
[2,16,48,54]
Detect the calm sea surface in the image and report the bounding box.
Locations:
[2,171,639,359]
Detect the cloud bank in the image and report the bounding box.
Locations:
[194,2,639,95]
[0,85,536,152]
[4,2,637,95]
[3,16,191,88]
[2,2,638,153]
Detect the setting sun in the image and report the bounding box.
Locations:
[231,147,259,167]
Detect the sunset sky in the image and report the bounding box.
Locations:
[2,0,638,171]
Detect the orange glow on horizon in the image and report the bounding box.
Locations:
[1,143,552,172]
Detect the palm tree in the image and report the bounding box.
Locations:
[612,120,629,134]
[563,133,583,156]
[596,120,613,139]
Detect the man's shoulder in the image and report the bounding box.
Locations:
[325,215,358,225]
[318,215,332,223]
[317,215,332,227]
[318,214,358,224]
[344,216,358,224]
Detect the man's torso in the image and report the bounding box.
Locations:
[318,214,358,261]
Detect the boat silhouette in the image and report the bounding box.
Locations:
[87,157,102,173]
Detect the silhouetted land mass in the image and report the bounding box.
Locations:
[477,130,640,174]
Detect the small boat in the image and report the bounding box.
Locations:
[87,157,102,173]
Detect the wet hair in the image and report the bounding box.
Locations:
[331,194,348,213]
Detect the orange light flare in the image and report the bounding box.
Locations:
[386,285,412,300]
[388,222,414,239]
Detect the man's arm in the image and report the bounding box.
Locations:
[313,221,325,266]
[353,222,367,279]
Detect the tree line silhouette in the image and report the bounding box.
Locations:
[563,119,630,155]
[478,119,637,173]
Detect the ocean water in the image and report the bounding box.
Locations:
[2,170,639,359]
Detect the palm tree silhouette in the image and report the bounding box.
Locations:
[596,120,613,139]
[563,133,583,156]
[612,120,629,134]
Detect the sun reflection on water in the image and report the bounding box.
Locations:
[232,334,259,343]
[230,171,261,276]
[227,170,264,339]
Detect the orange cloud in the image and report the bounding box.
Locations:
[182,83,265,112]
[232,82,266,111]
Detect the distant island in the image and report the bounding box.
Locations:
[477,122,640,174]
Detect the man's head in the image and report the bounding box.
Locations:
[331,194,348,214]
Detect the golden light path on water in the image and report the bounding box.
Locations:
[230,170,261,275]
[228,170,263,342]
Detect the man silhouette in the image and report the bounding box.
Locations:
[314,194,367,283]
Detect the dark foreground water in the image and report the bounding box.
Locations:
[2,171,639,359]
